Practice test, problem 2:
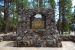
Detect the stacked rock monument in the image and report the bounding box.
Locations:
[16,7,62,47]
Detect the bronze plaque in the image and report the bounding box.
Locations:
[32,20,44,29]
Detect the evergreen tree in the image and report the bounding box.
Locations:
[57,0,72,34]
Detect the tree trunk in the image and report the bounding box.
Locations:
[4,0,9,33]
[61,0,65,34]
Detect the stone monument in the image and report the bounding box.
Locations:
[16,8,62,47]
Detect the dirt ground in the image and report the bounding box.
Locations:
[0,41,75,50]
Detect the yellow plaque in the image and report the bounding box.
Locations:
[32,20,44,29]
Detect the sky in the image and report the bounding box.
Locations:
[72,0,75,6]
[0,0,4,6]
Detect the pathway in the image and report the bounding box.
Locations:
[0,41,75,50]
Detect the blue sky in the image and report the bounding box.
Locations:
[0,0,4,6]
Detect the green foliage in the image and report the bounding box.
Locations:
[37,0,41,7]
[0,6,4,32]
[49,0,56,9]
[57,0,72,31]
[63,0,72,31]
[23,0,28,8]
[0,17,3,27]
[64,0,72,22]
[63,32,70,36]
[8,2,18,31]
